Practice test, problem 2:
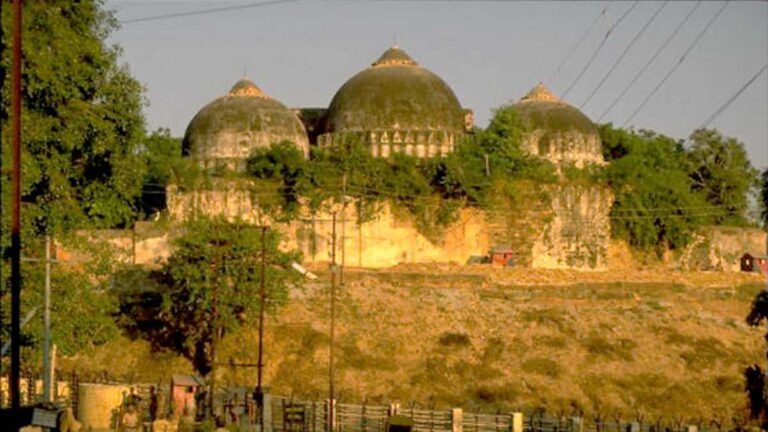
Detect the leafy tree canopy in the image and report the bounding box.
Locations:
[0,1,147,364]
[138,128,198,217]
[687,128,757,226]
[600,124,709,249]
[1,0,146,236]
[761,168,768,229]
[246,105,556,239]
[117,218,302,376]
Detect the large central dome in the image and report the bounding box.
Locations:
[321,46,471,158]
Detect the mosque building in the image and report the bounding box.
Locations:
[510,82,604,168]
[166,45,611,269]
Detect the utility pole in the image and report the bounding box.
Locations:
[340,173,347,285]
[484,154,490,177]
[10,0,23,411]
[328,211,337,432]
[256,225,268,432]
[43,235,52,402]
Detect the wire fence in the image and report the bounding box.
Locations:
[0,374,742,432]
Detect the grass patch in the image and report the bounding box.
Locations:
[519,308,570,332]
[678,337,728,368]
[521,357,562,378]
[581,334,636,361]
[533,335,568,349]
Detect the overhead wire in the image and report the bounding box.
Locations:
[120,0,301,24]
[597,1,702,122]
[546,3,610,85]
[699,63,768,129]
[561,1,640,100]
[622,1,730,127]
[580,1,668,110]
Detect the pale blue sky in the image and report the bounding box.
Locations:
[107,0,768,169]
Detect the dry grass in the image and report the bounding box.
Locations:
[67,266,766,419]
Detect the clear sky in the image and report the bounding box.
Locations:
[107,0,768,169]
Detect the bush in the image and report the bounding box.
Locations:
[438,332,471,348]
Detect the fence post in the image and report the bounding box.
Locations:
[511,413,524,432]
[452,408,463,432]
[569,417,583,432]
[328,399,337,432]
[263,390,273,432]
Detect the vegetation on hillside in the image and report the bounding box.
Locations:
[116,218,302,377]
[760,167,768,229]
[600,124,759,251]
[246,106,557,239]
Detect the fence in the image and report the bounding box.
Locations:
[0,369,76,409]
[0,376,735,432]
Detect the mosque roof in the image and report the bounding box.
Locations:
[325,46,466,134]
[183,78,309,165]
[512,83,597,135]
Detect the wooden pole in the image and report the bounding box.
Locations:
[328,212,337,432]
[10,0,23,410]
[256,225,268,431]
[43,235,52,402]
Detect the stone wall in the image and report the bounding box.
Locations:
[677,226,767,271]
[531,184,613,270]
[122,184,612,270]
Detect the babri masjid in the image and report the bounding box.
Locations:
[145,46,612,270]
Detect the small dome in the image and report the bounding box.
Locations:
[183,78,309,172]
[322,46,470,158]
[511,83,603,166]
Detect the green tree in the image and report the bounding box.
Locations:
[1,0,147,234]
[760,168,768,229]
[118,218,302,376]
[139,128,197,217]
[0,1,147,363]
[687,129,757,226]
[436,107,556,207]
[600,124,708,249]
[746,291,768,427]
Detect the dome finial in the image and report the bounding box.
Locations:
[520,83,561,103]
[228,78,268,98]
[372,45,417,67]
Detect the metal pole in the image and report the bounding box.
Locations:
[257,226,268,431]
[10,0,24,411]
[328,212,337,432]
[43,235,52,402]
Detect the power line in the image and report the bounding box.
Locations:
[700,63,768,129]
[561,1,640,100]
[622,1,730,127]
[120,0,301,24]
[597,1,702,122]
[580,1,668,109]
[547,3,610,85]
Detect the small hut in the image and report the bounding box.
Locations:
[171,374,203,418]
[490,245,514,267]
[741,252,768,274]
